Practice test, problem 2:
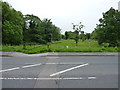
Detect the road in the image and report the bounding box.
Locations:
[1,55,118,88]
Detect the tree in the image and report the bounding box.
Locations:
[2,1,61,46]
[92,7,120,47]
[65,31,69,40]
[40,18,61,43]
[0,1,2,45]
[85,33,91,39]
[72,22,84,46]
[51,25,61,41]
[66,31,76,39]
[23,14,42,44]
[3,21,23,45]
[23,16,61,45]
[61,34,65,39]
[2,1,23,45]
[79,31,86,41]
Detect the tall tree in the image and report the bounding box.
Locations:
[23,14,42,43]
[92,7,120,47]
[2,2,23,45]
[40,19,61,43]
[0,1,2,45]
[2,1,61,46]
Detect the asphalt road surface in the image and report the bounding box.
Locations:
[1,55,118,88]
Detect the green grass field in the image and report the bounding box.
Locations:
[0,39,118,54]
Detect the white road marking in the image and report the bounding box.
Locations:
[60,62,84,65]
[50,63,89,77]
[0,62,87,73]
[45,63,84,65]
[0,63,42,73]
[22,63,42,68]
[0,77,96,80]
[88,77,96,79]
[46,63,58,65]
[0,67,20,73]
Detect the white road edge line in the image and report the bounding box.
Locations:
[22,63,42,68]
[50,63,89,77]
[0,67,20,73]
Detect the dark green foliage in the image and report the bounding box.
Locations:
[61,34,65,39]
[92,7,120,47]
[85,33,91,39]
[79,33,86,41]
[2,2,23,45]
[3,21,23,45]
[65,31,75,39]
[23,16,61,44]
[74,30,79,45]
[65,31,69,40]
[23,14,42,43]
[2,1,61,45]
[39,19,61,43]
[64,31,90,42]
[0,1,2,45]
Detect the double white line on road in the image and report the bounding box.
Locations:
[50,63,89,77]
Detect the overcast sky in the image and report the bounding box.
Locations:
[3,0,120,34]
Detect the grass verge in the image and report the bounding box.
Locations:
[0,39,118,54]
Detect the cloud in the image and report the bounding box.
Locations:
[3,0,120,33]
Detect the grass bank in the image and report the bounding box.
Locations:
[0,39,118,54]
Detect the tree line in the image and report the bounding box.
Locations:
[64,31,90,41]
[2,1,61,45]
[63,7,120,47]
[2,1,120,47]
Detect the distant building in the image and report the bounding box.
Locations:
[118,1,120,11]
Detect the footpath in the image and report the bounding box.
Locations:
[0,52,119,57]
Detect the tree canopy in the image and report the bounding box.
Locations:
[2,1,61,45]
[91,7,120,47]
[2,2,23,45]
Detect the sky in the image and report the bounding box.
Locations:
[3,0,120,34]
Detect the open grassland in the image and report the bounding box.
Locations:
[1,39,118,54]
